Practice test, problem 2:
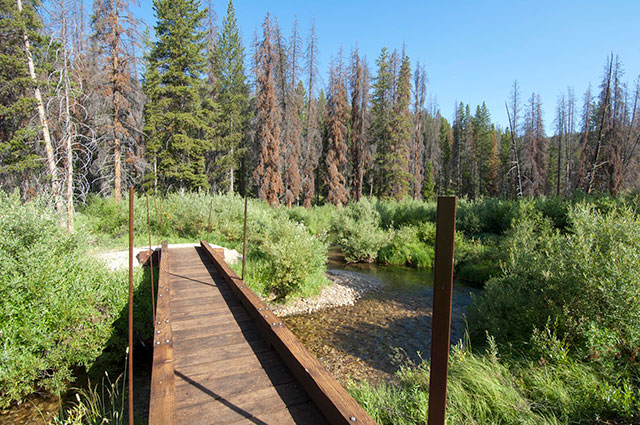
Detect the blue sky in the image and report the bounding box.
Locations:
[135,0,640,131]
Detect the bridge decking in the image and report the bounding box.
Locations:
[149,242,376,425]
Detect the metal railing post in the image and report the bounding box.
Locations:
[427,196,456,425]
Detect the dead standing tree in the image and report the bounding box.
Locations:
[253,14,283,207]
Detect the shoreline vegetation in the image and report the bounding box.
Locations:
[1,190,639,423]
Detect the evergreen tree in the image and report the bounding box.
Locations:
[211,0,248,193]
[283,18,302,208]
[325,57,349,205]
[253,13,283,206]
[488,127,500,196]
[300,20,320,207]
[370,47,393,197]
[0,0,45,193]
[349,48,370,202]
[91,0,141,201]
[439,118,452,193]
[422,160,435,200]
[143,0,210,191]
[411,63,426,199]
[472,102,492,196]
[387,51,412,199]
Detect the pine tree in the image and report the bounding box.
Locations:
[253,13,283,206]
[472,102,492,196]
[370,47,393,197]
[451,102,465,194]
[0,0,46,193]
[439,118,452,193]
[283,17,302,208]
[92,0,140,201]
[211,0,248,193]
[422,160,435,200]
[387,51,412,199]
[325,57,349,205]
[349,48,370,202]
[487,127,500,196]
[300,20,320,207]
[143,0,210,191]
[521,93,546,196]
[410,63,426,199]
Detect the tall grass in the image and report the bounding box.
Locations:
[350,337,640,424]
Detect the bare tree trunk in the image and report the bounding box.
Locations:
[586,56,613,194]
[17,0,62,211]
[505,102,523,198]
[62,2,75,232]
[112,0,122,203]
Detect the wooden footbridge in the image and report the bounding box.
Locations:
[148,240,377,424]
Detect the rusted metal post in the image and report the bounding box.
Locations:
[241,195,248,281]
[427,196,456,425]
[146,194,156,322]
[207,197,213,242]
[128,187,134,425]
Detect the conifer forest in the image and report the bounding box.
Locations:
[2,0,640,423]
[2,0,639,212]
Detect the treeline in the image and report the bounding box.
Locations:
[2,0,640,222]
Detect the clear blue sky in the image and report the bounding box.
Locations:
[134,0,640,131]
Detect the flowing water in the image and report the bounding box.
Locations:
[283,248,478,385]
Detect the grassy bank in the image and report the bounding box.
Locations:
[350,200,640,424]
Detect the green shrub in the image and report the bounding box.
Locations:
[245,219,328,300]
[78,193,329,301]
[376,198,437,229]
[378,226,434,268]
[468,205,640,362]
[335,198,388,263]
[0,192,149,408]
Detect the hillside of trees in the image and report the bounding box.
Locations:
[2,0,639,224]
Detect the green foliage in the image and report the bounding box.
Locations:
[78,192,328,301]
[351,339,640,424]
[334,198,388,263]
[379,226,434,268]
[243,220,327,300]
[469,205,640,363]
[209,0,249,191]
[53,372,126,425]
[0,0,49,185]
[0,192,149,408]
[143,0,211,191]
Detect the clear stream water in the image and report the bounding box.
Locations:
[282,248,477,385]
[1,249,477,423]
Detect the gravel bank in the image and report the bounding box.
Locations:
[270,269,385,317]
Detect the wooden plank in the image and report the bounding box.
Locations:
[172,328,265,356]
[176,381,311,425]
[171,317,256,341]
[174,336,271,363]
[200,240,378,425]
[149,241,176,425]
[170,303,245,320]
[171,311,253,331]
[169,306,250,324]
[174,350,285,381]
[174,363,296,406]
[229,401,329,425]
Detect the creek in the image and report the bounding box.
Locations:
[282,248,478,385]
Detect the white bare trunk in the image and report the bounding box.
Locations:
[17,0,62,213]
